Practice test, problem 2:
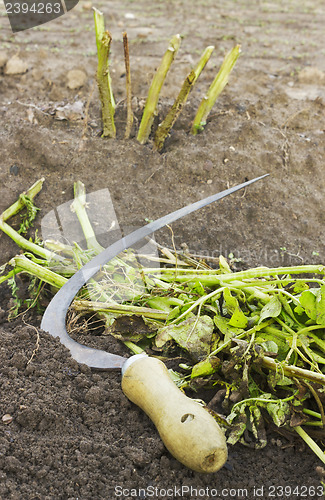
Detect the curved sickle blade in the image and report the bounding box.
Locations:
[41,174,269,369]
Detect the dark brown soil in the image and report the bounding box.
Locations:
[1,0,325,498]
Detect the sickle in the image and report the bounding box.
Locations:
[41,174,268,473]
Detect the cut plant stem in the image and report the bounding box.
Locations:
[191,44,241,135]
[9,255,67,289]
[154,45,214,151]
[1,178,44,222]
[137,34,181,145]
[124,341,144,355]
[71,181,104,254]
[94,7,115,111]
[0,178,62,262]
[93,8,116,138]
[123,32,133,139]
[0,268,19,285]
[73,299,168,320]
[0,218,58,262]
[261,355,325,386]
[140,264,325,284]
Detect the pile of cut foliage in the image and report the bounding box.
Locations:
[1,179,325,465]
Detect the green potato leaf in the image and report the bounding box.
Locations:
[223,288,248,328]
[316,285,325,326]
[157,315,214,359]
[219,255,232,274]
[299,290,317,321]
[214,314,244,344]
[258,295,282,324]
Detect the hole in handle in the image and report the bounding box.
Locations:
[181,413,195,423]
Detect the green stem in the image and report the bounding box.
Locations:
[9,255,67,289]
[191,44,241,135]
[137,34,181,144]
[141,265,325,285]
[303,409,322,419]
[294,426,325,464]
[94,8,116,138]
[94,7,115,110]
[209,320,273,356]
[71,181,104,254]
[231,391,296,414]
[154,45,214,151]
[0,268,19,285]
[93,7,105,53]
[45,239,75,258]
[73,299,168,320]
[123,341,144,355]
[1,178,44,222]
[261,355,325,385]
[0,218,57,262]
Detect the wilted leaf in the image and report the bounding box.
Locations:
[155,328,173,348]
[258,295,282,323]
[157,315,214,359]
[316,285,325,326]
[268,372,293,388]
[249,406,267,449]
[255,330,289,361]
[227,412,247,445]
[214,314,244,344]
[223,288,248,328]
[299,290,317,321]
[260,340,278,355]
[266,400,290,427]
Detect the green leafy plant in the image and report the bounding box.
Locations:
[1,180,325,464]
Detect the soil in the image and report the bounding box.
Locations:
[0,0,325,498]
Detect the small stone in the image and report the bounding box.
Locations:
[10,164,19,176]
[55,100,84,121]
[0,51,8,68]
[2,414,13,425]
[67,69,87,90]
[125,12,135,19]
[5,55,28,75]
[207,179,213,185]
[316,466,325,478]
[82,1,92,10]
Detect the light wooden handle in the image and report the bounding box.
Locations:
[121,355,227,473]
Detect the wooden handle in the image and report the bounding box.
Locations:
[121,355,227,473]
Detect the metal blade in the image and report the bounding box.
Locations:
[41,174,269,369]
